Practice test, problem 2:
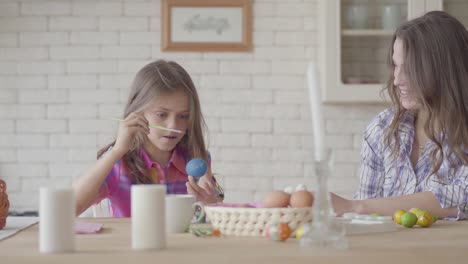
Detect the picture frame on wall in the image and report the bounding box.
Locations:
[161,0,252,52]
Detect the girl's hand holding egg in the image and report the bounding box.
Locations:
[186,158,221,204]
[187,175,219,204]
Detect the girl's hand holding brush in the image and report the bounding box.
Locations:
[112,113,150,156]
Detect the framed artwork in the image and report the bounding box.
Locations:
[161,0,252,52]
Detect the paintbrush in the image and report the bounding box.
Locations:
[110,117,182,134]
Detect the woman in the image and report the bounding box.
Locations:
[332,11,468,220]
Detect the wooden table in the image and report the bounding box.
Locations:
[1,218,467,263]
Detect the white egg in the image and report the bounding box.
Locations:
[284,186,294,194]
[295,184,307,191]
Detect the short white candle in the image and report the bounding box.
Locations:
[307,63,326,162]
[39,188,75,254]
[131,185,166,250]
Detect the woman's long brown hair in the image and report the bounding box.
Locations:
[384,11,468,174]
[97,60,208,184]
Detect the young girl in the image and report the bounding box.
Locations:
[74,60,223,217]
[331,11,468,220]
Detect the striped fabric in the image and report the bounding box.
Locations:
[354,108,468,220]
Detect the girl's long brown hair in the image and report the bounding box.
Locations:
[385,11,468,174]
[98,60,208,184]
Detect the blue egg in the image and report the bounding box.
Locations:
[186,158,208,178]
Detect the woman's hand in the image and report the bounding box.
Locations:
[330,192,361,216]
[113,112,150,156]
[186,175,221,204]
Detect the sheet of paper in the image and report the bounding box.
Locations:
[0,216,39,241]
[1,217,105,241]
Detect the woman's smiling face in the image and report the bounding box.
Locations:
[393,38,421,110]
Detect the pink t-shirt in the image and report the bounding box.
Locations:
[95,146,190,217]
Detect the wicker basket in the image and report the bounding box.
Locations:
[205,206,312,236]
[0,179,9,230]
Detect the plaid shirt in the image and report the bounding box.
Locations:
[95,146,193,217]
[354,108,468,220]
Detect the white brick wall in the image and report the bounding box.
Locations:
[0,0,387,211]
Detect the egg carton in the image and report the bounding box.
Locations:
[332,213,397,235]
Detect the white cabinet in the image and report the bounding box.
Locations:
[318,0,467,103]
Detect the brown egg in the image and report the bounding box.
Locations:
[289,191,314,208]
[263,191,290,208]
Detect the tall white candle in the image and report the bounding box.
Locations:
[131,185,166,250]
[39,188,75,254]
[307,63,326,161]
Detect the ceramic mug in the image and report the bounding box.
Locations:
[165,194,205,233]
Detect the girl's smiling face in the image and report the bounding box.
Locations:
[143,89,190,152]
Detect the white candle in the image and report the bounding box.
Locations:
[131,185,166,250]
[39,188,75,254]
[307,63,326,161]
